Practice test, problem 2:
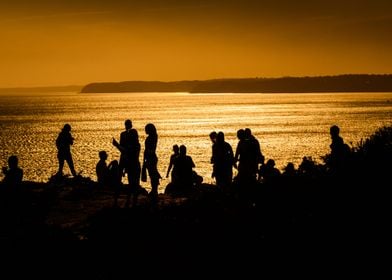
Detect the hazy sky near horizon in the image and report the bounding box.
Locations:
[0,0,391,87]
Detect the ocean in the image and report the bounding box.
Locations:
[0,91,391,192]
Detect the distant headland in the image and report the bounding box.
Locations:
[81,74,392,93]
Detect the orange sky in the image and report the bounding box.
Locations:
[0,0,391,87]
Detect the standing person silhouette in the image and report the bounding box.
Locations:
[56,124,77,177]
[143,123,161,198]
[112,120,142,186]
[211,131,234,190]
[113,119,141,207]
[113,119,132,178]
[209,131,217,178]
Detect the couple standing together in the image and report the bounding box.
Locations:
[112,119,161,196]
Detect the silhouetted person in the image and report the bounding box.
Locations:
[112,119,132,178]
[259,159,281,184]
[166,144,179,179]
[172,145,195,191]
[234,128,260,184]
[143,123,161,198]
[209,131,217,145]
[245,128,264,166]
[2,155,23,188]
[96,151,109,187]
[209,131,218,178]
[282,162,296,177]
[56,124,77,177]
[211,131,234,190]
[328,125,350,174]
[113,119,141,206]
[281,162,297,186]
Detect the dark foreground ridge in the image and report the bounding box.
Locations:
[81,74,392,93]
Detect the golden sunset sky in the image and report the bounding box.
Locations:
[0,0,391,87]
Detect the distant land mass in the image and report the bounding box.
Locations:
[81,74,392,93]
[0,85,82,94]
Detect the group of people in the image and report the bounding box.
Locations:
[97,120,161,205]
[2,121,351,198]
[208,128,265,190]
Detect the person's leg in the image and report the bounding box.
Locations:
[57,153,64,175]
[65,153,77,176]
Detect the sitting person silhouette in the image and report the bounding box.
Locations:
[165,145,197,196]
[96,150,109,187]
[2,155,23,188]
[258,159,281,184]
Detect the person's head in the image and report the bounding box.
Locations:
[266,159,275,167]
[8,155,18,169]
[209,131,217,143]
[145,123,157,135]
[109,160,119,170]
[245,128,252,138]
[217,131,225,143]
[173,144,179,154]
[179,145,187,156]
[99,151,108,161]
[237,129,245,140]
[63,123,71,132]
[284,162,295,173]
[330,125,340,138]
[124,119,132,130]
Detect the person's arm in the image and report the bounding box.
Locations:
[67,133,74,145]
[166,156,174,178]
[112,138,126,153]
[234,143,240,169]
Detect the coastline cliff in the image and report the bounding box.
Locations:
[81,74,392,93]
